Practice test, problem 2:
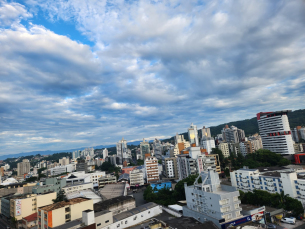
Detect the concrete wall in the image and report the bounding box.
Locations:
[95,211,113,228]
[183,206,221,228]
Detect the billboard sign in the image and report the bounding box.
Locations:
[221,215,252,229]
[15,199,22,216]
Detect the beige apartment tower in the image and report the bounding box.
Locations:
[17,159,30,177]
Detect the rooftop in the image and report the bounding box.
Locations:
[94,196,134,212]
[260,172,281,178]
[99,183,126,199]
[52,218,83,229]
[113,202,158,222]
[39,197,90,211]
[165,216,218,229]
[257,167,289,172]
[66,189,102,204]
[23,212,37,222]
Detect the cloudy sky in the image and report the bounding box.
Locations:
[0,0,305,156]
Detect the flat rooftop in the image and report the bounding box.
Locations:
[113,202,158,222]
[100,183,126,199]
[165,216,218,229]
[94,196,135,212]
[39,197,90,211]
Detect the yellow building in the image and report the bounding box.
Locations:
[38,197,93,228]
[4,192,56,221]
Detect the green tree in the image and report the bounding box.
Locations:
[53,189,67,203]
[137,159,144,165]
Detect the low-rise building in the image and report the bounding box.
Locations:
[62,182,93,194]
[38,197,93,228]
[230,166,305,207]
[130,169,144,187]
[20,212,38,229]
[32,177,66,194]
[49,164,74,176]
[98,175,117,188]
[65,172,91,186]
[94,196,135,215]
[99,183,127,200]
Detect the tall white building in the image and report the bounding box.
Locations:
[257,110,295,155]
[102,148,108,159]
[201,137,216,154]
[183,170,243,227]
[72,150,81,159]
[81,148,94,157]
[116,137,128,165]
[188,123,199,146]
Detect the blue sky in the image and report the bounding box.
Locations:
[0,0,305,156]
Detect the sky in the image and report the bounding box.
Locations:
[0,0,305,156]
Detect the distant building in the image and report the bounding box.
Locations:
[257,110,295,154]
[153,138,163,159]
[59,157,69,166]
[72,150,81,160]
[116,137,128,165]
[222,125,245,143]
[201,137,216,154]
[108,155,117,166]
[162,157,178,180]
[17,159,30,177]
[218,142,230,158]
[145,156,159,183]
[76,159,88,173]
[81,148,95,157]
[188,123,199,146]
[198,126,211,142]
[102,148,108,159]
[140,138,151,159]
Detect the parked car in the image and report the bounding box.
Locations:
[281,217,296,224]
[267,223,276,229]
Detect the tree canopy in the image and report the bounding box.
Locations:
[239,190,303,217]
[52,189,68,203]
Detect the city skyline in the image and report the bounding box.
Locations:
[1,0,305,155]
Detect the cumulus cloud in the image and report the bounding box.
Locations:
[0,0,305,155]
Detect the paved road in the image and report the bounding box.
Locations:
[278,220,305,229]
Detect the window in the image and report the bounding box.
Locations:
[105,220,109,223]
[148,211,150,214]
[117,224,120,228]
[125,220,128,224]
[97,223,101,226]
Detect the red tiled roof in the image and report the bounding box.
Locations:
[23,212,37,222]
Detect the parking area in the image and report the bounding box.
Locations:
[278,220,305,229]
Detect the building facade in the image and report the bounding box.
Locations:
[202,138,216,154]
[98,175,117,188]
[17,159,30,177]
[116,137,128,165]
[183,171,242,228]
[145,156,159,183]
[140,139,151,159]
[257,110,295,155]
[162,157,178,179]
[129,169,144,187]
[218,142,230,158]
[188,123,199,146]
[222,125,245,143]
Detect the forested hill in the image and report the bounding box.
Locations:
[210,109,305,136]
[162,109,305,142]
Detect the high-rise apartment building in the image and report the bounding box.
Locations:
[221,125,245,143]
[292,126,305,143]
[102,148,108,159]
[152,139,163,159]
[116,137,128,165]
[81,148,94,157]
[72,150,81,160]
[17,159,30,177]
[59,157,69,166]
[188,123,199,146]
[201,137,216,154]
[162,157,178,179]
[198,126,211,142]
[140,138,151,159]
[257,110,295,155]
[145,156,159,183]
